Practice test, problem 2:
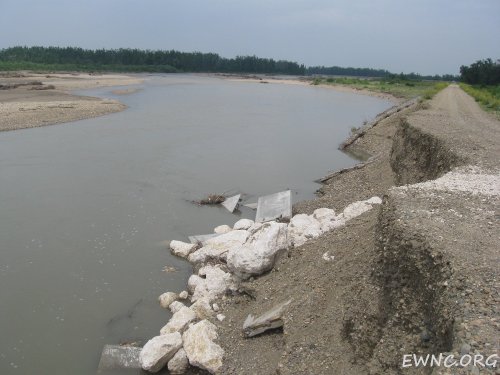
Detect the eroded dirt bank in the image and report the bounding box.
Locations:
[216,85,499,375]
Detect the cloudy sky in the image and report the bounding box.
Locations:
[0,0,498,75]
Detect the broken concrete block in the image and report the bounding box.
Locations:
[243,299,292,337]
[255,190,292,223]
[98,345,141,371]
[221,194,240,213]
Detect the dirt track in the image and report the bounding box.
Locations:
[216,86,499,375]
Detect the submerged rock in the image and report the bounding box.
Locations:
[188,230,249,265]
[159,292,178,309]
[168,348,189,374]
[288,214,322,247]
[227,221,288,279]
[160,306,197,334]
[170,240,197,258]
[183,320,224,374]
[139,332,183,373]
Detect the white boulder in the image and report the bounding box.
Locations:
[227,221,289,279]
[178,291,188,300]
[170,240,197,258]
[169,301,185,314]
[341,196,382,222]
[159,292,178,309]
[214,224,232,234]
[190,297,214,319]
[187,265,238,302]
[312,208,345,232]
[188,230,249,265]
[139,332,183,373]
[160,306,197,334]
[233,218,254,230]
[168,348,189,374]
[288,214,322,247]
[365,196,383,205]
[183,320,224,374]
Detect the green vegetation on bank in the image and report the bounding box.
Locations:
[459,83,500,113]
[307,66,457,81]
[311,76,448,99]
[0,46,305,75]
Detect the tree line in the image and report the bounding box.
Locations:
[460,58,500,85]
[0,46,306,75]
[307,66,457,81]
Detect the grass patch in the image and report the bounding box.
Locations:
[459,83,500,114]
[310,77,449,100]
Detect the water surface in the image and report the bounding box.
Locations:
[0,75,391,374]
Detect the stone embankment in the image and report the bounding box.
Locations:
[141,85,499,374]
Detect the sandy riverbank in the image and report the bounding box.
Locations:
[0,72,143,131]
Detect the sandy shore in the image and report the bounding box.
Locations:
[0,72,143,132]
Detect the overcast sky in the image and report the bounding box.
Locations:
[0,0,498,75]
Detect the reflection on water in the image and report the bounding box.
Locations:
[0,74,391,374]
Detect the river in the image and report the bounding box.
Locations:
[0,74,392,374]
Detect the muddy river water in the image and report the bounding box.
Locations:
[0,75,391,374]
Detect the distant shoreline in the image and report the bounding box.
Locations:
[0,71,398,133]
[211,73,401,104]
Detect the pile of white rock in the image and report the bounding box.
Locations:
[139,196,382,373]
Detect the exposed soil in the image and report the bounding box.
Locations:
[214,85,499,375]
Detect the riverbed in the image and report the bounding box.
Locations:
[0,74,392,374]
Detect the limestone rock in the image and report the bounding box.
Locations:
[227,221,288,279]
[190,297,214,319]
[216,314,225,322]
[188,230,249,265]
[233,218,254,230]
[188,265,238,302]
[312,208,345,232]
[159,292,178,309]
[160,306,197,334]
[183,320,224,374]
[343,200,372,221]
[179,291,188,300]
[139,332,183,373]
[288,214,322,247]
[169,301,185,314]
[365,196,382,205]
[170,240,197,258]
[168,348,189,374]
[214,224,232,234]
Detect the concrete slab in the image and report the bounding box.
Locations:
[221,194,241,213]
[255,190,292,223]
[97,345,141,371]
[188,233,220,245]
[243,202,258,210]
